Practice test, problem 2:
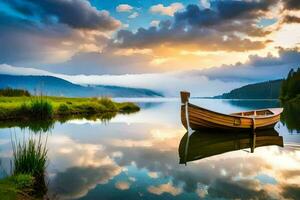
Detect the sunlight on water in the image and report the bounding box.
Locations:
[0,99,299,199]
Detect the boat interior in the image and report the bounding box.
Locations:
[231,109,274,117]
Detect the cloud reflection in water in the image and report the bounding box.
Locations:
[0,100,299,199]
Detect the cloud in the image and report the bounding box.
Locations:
[116,26,269,51]
[0,63,243,97]
[2,0,35,16]
[282,15,300,24]
[0,23,108,65]
[24,119,297,200]
[2,46,299,96]
[1,47,299,96]
[115,181,131,190]
[0,1,117,66]
[174,2,273,35]
[3,0,121,31]
[212,0,274,20]
[207,178,270,199]
[116,2,275,52]
[43,49,154,75]
[150,3,184,16]
[110,139,152,147]
[148,172,159,179]
[0,12,72,65]
[3,103,299,200]
[179,0,275,27]
[200,0,211,9]
[128,12,139,19]
[1,0,299,75]
[197,48,300,82]
[49,165,121,199]
[150,20,160,27]
[0,64,54,76]
[46,134,122,199]
[148,182,182,196]
[112,139,299,199]
[116,4,133,13]
[47,118,300,199]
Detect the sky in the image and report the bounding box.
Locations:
[0,0,300,96]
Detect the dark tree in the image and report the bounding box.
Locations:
[0,87,31,97]
[280,68,300,101]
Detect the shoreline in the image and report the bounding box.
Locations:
[0,96,140,122]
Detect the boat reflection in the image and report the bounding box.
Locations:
[179,129,284,164]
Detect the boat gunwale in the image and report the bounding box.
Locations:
[187,103,283,120]
[230,108,283,117]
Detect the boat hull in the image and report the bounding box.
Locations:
[181,103,282,131]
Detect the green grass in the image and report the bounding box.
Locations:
[18,97,53,120]
[0,174,34,200]
[12,138,47,179]
[0,96,140,121]
[9,133,48,198]
[0,139,47,199]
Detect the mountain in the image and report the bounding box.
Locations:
[0,74,163,97]
[215,80,282,99]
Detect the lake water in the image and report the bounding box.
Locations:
[0,99,300,199]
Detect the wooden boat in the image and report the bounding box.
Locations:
[179,129,283,164]
[180,91,283,131]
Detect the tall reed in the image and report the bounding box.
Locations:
[29,95,53,119]
[98,97,117,111]
[11,131,48,195]
[18,95,53,120]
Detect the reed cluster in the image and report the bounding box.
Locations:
[12,138,47,178]
[11,133,48,196]
[19,96,53,120]
[0,131,49,199]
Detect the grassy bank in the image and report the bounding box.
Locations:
[0,174,35,200]
[0,132,49,200]
[0,96,140,121]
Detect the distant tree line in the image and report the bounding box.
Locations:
[217,80,282,99]
[0,87,31,97]
[280,68,300,101]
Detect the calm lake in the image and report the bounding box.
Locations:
[0,98,300,199]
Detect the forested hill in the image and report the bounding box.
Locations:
[280,68,300,101]
[215,80,282,99]
[0,74,163,97]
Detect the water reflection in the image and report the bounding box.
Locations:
[0,112,119,133]
[179,129,284,164]
[9,130,49,198]
[0,120,55,133]
[281,101,300,132]
[225,99,280,110]
[0,99,299,199]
